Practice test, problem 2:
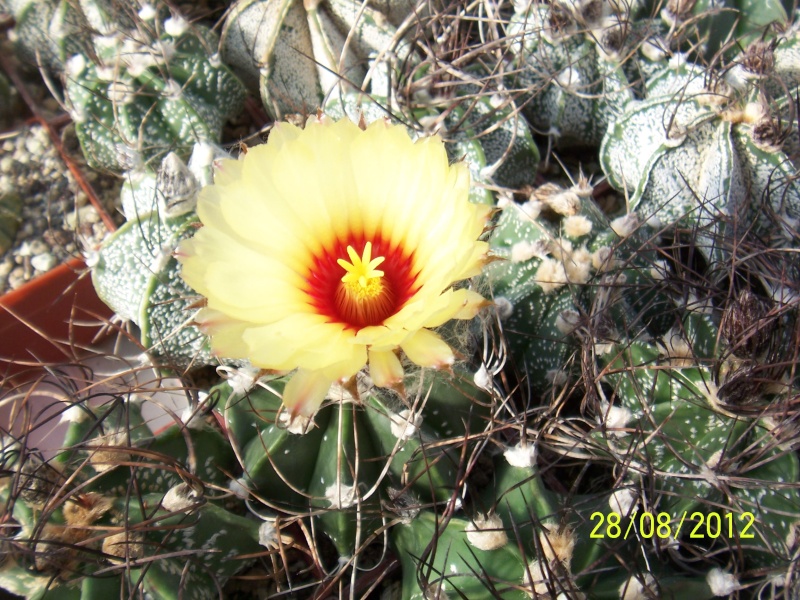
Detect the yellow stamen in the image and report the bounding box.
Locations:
[337,242,386,300]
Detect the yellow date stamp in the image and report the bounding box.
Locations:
[589,511,756,540]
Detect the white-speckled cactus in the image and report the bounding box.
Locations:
[64,7,245,172]
[221,0,417,119]
[91,145,228,367]
[506,0,655,148]
[600,34,800,262]
[5,1,245,173]
[487,177,673,390]
[0,400,265,600]
[485,168,800,595]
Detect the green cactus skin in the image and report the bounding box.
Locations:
[215,367,490,560]
[65,15,245,173]
[486,179,673,391]
[589,319,800,573]
[506,0,648,149]
[600,39,800,258]
[221,0,413,119]
[650,0,789,60]
[0,400,264,600]
[91,148,235,368]
[391,510,529,600]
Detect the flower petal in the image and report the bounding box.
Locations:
[368,349,404,388]
[422,289,488,328]
[283,369,332,417]
[400,329,455,369]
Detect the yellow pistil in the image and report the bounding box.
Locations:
[337,242,386,300]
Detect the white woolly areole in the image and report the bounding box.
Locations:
[511,241,545,264]
[228,478,249,499]
[608,488,637,515]
[473,364,494,393]
[164,79,182,99]
[547,190,581,216]
[520,199,543,220]
[535,258,569,294]
[641,36,669,62]
[546,369,569,386]
[389,409,422,440]
[610,213,640,238]
[556,67,581,90]
[592,247,612,270]
[504,442,536,468]
[465,513,508,551]
[494,296,513,320]
[556,310,580,335]
[164,15,189,36]
[706,568,741,596]
[564,215,593,237]
[60,404,89,424]
[180,391,209,430]
[138,4,157,20]
[599,401,632,435]
[277,410,313,435]
[539,523,575,564]
[565,247,592,284]
[523,559,550,595]
[66,54,87,78]
[258,521,280,549]
[326,484,357,509]
[217,365,260,395]
[162,483,201,512]
[95,65,115,82]
[619,573,655,600]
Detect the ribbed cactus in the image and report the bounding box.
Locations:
[220,0,415,119]
[485,165,800,594]
[506,0,652,149]
[600,33,800,260]
[215,368,491,562]
[90,145,227,367]
[65,10,245,172]
[0,399,265,600]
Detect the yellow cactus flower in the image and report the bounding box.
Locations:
[179,116,490,417]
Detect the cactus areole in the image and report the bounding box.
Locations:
[179,116,490,417]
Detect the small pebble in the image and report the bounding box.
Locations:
[31,252,56,272]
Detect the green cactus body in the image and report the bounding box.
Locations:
[221,0,411,119]
[600,46,800,255]
[652,0,788,60]
[65,15,244,172]
[487,184,670,388]
[0,399,262,600]
[391,510,529,600]
[593,318,800,570]
[507,1,645,148]
[216,369,489,559]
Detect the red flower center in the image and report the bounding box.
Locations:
[305,236,419,330]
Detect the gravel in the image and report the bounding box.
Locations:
[0,124,122,294]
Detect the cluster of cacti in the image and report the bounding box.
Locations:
[4,0,245,172]
[0,398,268,599]
[3,0,800,597]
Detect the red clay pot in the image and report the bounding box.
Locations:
[0,256,113,383]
